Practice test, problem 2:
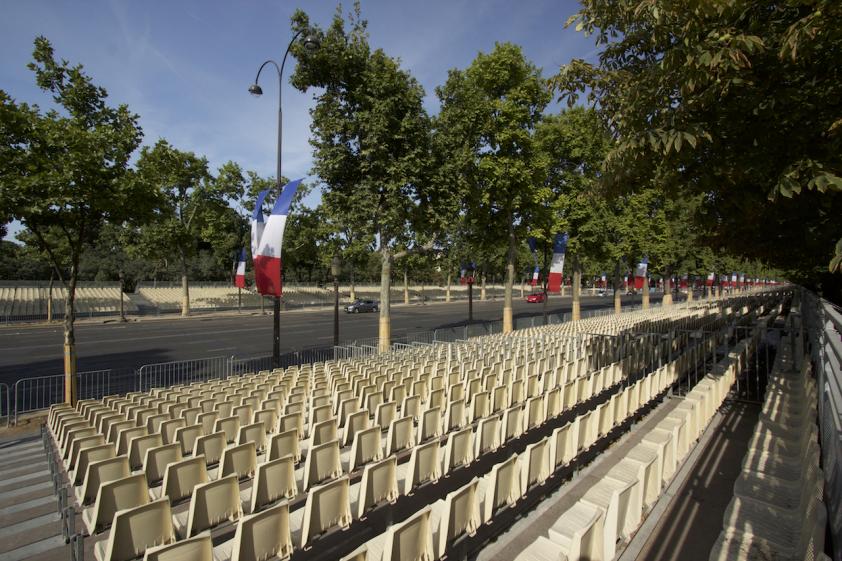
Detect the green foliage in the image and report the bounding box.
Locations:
[556,0,842,278]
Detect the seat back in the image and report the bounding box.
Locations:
[404,439,441,494]
[357,456,399,518]
[386,416,414,456]
[161,419,186,445]
[475,416,501,457]
[482,454,520,522]
[161,455,209,504]
[268,429,301,463]
[185,475,242,537]
[215,416,240,444]
[549,421,578,469]
[143,443,183,487]
[502,405,523,442]
[418,407,441,443]
[380,505,435,561]
[80,455,130,506]
[117,426,147,456]
[143,532,212,561]
[300,476,352,548]
[173,424,203,456]
[193,432,226,467]
[227,502,293,561]
[218,441,257,481]
[375,401,397,428]
[342,409,370,447]
[129,433,163,471]
[519,437,550,495]
[435,479,481,558]
[101,498,174,561]
[443,427,474,472]
[237,422,267,453]
[90,473,150,534]
[310,418,338,447]
[349,425,383,472]
[445,399,465,432]
[303,439,342,491]
[74,442,115,485]
[249,455,297,513]
[198,412,218,436]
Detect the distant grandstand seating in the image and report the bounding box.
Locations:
[0,282,136,321]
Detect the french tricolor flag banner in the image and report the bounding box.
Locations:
[250,189,270,259]
[731,272,738,289]
[234,248,247,289]
[527,237,540,286]
[705,272,714,286]
[739,273,745,289]
[547,233,568,293]
[679,274,688,289]
[633,257,648,290]
[253,179,302,297]
[600,273,607,288]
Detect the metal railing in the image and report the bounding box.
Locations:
[137,356,230,391]
[803,289,842,557]
[0,383,9,427]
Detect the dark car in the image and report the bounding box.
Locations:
[345,299,379,313]
[526,292,546,303]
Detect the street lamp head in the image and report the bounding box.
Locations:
[331,255,341,277]
[303,34,320,52]
[248,83,263,96]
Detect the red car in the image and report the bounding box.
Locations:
[526,292,546,303]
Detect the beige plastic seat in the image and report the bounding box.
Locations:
[84,473,150,535]
[580,476,639,559]
[268,429,301,463]
[519,437,551,495]
[117,426,148,456]
[143,532,212,561]
[77,455,131,506]
[72,442,115,486]
[343,409,371,448]
[93,498,175,561]
[477,454,520,523]
[444,399,466,432]
[475,416,502,457]
[430,478,481,559]
[218,441,257,481]
[375,401,397,428]
[151,455,209,503]
[385,416,415,456]
[293,475,352,549]
[160,419,186,445]
[418,407,442,443]
[401,395,421,421]
[254,408,278,436]
[278,411,304,439]
[443,427,474,472]
[246,455,297,514]
[626,444,662,507]
[237,422,267,454]
[193,431,226,468]
[503,405,524,442]
[65,429,99,466]
[365,505,435,561]
[143,443,182,487]
[129,433,163,471]
[641,428,676,484]
[547,500,604,561]
[309,418,338,448]
[303,439,343,491]
[173,474,242,538]
[198,412,218,436]
[215,416,240,444]
[349,425,383,472]
[356,456,400,518]
[549,421,578,470]
[514,536,569,561]
[524,396,545,432]
[397,439,442,494]
[212,502,293,561]
[174,424,203,456]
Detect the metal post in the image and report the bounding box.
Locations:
[468,280,473,323]
[333,273,340,347]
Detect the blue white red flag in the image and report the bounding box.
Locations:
[527,237,540,286]
[547,233,568,293]
[706,272,715,286]
[234,248,247,288]
[253,179,302,297]
[250,189,270,259]
[633,257,648,290]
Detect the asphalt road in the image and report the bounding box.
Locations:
[0,293,662,383]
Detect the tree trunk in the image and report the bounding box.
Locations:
[613,267,622,315]
[446,272,452,303]
[520,279,525,298]
[642,275,650,309]
[378,249,392,353]
[503,215,516,333]
[349,268,356,301]
[403,269,409,305]
[572,261,582,321]
[180,251,190,317]
[663,271,673,307]
[481,274,487,301]
[64,262,79,405]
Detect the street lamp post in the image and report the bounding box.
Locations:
[332,255,341,347]
[249,30,319,369]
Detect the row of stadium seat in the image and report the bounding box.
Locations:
[709,311,828,561]
[0,286,137,317]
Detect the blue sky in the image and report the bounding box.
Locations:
[2,0,599,239]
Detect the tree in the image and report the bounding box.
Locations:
[0,37,146,403]
[290,5,432,351]
[533,108,611,320]
[435,42,551,332]
[556,0,842,286]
